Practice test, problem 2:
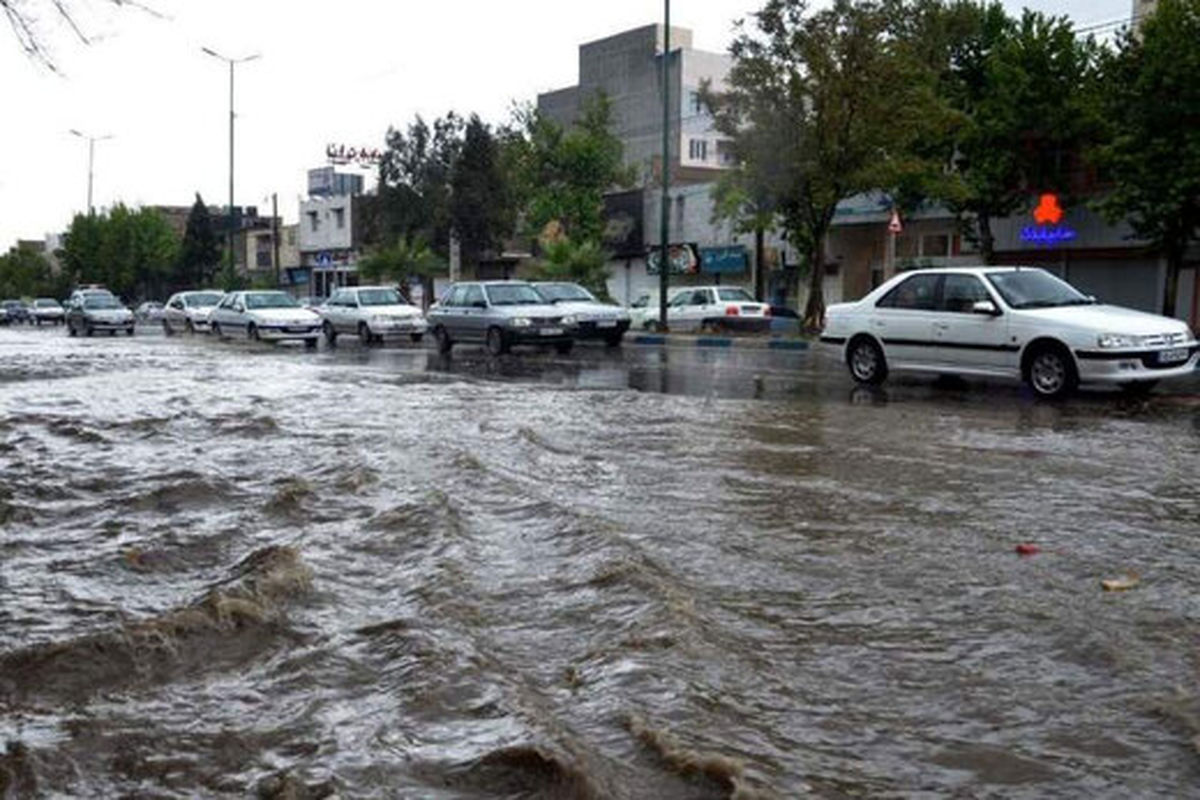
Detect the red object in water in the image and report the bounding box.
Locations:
[1015,543,1042,556]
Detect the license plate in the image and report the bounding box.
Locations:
[597,320,617,328]
[286,327,311,334]
[540,328,563,336]
[1158,348,1188,364]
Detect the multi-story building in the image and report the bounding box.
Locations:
[296,167,365,297]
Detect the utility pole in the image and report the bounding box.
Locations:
[69,129,113,215]
[657,0,672,332]
[202,47,260,283]
[272,192,281,288]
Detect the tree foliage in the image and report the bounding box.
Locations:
[1093,0,1200,316]
[0,244,66,299]
[60,204,179,300]
[450,114,514,268]
[712,0,946,329]
[2,0,156,72]
[178,194,221,290]
[528,225,613,300]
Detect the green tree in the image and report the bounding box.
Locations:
[60,204,178,299]
[915,3,1101,263]
[177,194,221,289]
[528,230,613,300]
[1094,0,1200,317]
[450,114,514,270]
[357,238,445,306]
[0,244,57,299]
[713,0,945,330]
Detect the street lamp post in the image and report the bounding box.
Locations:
[202,47,260,281]
[658,0,671,332]
[69,129,113,215]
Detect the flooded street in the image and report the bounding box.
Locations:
[2,325,1199,798]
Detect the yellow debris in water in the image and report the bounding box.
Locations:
[1101,575,1140,592]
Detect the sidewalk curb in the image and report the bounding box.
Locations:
[628,334,811,351]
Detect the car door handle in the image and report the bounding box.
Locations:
[933,322,950,330]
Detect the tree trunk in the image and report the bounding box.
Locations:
[754,226,766,302]
[978,213,996,265]
[802,238,826,332]
[1162,245,1183,318]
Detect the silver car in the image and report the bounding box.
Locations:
[65,293,135,337]
[427,281,579,355]
[29,298,65,326]
[532,282,631,346]
[319,285,427,346]
[162,290,224,335]
[209,290,322,348]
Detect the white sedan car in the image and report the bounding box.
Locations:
[821,266,1199,398]
[209,290,322,348]
[162,290,224,335]
[532,281,631,346]
[628,286,771,333]
[318,285,426,345]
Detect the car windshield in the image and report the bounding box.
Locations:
[485,284,543,306]
[536,284,595,303]
[185,292,223,308]
[985,269,1093,309]
[83,296,122,310]
[35,299,60,308]
[245,292,300,310]
[717,288,756,302]
[358,288,402,306]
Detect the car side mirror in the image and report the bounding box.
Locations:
[972,300,1000,316]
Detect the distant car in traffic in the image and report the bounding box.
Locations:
[135,301,165,323]
[318,285,427,345]
[629,286,771,333]
[427,281,578,355]
[0,306,8,325]
[820,266,1200,398]
[209,290,321,348]
[1,299,32,325]
[162,290,224,335]
[532,281,630,346]
[29,298,65,326]
[65,293,135,337]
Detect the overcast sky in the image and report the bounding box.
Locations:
[1,0,1134,250]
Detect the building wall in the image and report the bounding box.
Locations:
[298,196,354,255]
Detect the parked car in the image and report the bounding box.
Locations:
[820,266,1200,398]
[427,281,579,355]
[319,285,427,345]
[65,293,135,337]
[532,282,630,346]
[29,298,65,326]
[631,286,771,333]
[162,290,224,335]
[0,306,8,325]
[209,290,321,348]
[1,299,32,325]
[629,289,678,331]
[135,301,165,323]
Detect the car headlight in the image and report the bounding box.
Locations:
[561,315,578,326]
[510,317,532,328]
[1097,333,1141,349]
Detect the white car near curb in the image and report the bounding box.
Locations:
[162,290,224,335]
[209,290,321,348]
[318,285,427,345]
[820,266,1199,398]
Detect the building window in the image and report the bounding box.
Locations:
[334,208,345,229]
[717,140,736,166]
[307,211,319,232]
[286,228,296,246]
[689,90,703,115]
[688,139,708,162]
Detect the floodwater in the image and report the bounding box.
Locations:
[1,325,1199,798]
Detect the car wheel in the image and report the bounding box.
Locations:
[67,321,76,337]
[646,320,664,333]
[433,325,453,354]
[554,339,575,355]
[486,326,509,356]
[248,323,260,342]
[126,327,135,336]
[305,337,318,350]
[84,325,94,337]
[410,333,424,344]
[185,320,195,335]
[1025,343,1078,399]
[212,322,223,339]
[162,319,174,337]
[323,320,338,345]
[847,336,888,385]
[358,322,373,346]
[604,333,624,348]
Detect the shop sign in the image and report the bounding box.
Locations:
[646,243,700,275]
[326,144,383,167]
[1020,193,1077,247]
[700,245,748,274]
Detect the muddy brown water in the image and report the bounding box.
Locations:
[1,327,1199,798]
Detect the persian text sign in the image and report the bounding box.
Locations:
[326,144,383,167]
